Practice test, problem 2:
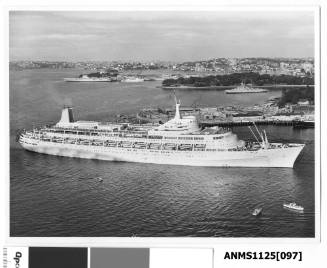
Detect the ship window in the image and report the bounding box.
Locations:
[148,135,163,139]
[194,137,204,140]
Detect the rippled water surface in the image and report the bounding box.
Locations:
[10,69,315,237]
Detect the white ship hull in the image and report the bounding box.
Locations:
[64,78,112,82]
[225,83,268,94]
[20,139,304,168]
[121,78,145,83]
[225,90,268,94]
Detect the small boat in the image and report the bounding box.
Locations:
[121,76,144,83]
[179,144,193,150]
[133,142,147,149]
[163,143,176,150]
[148,143,161,149]
[96,177,103,182]
[252,207,262,216]
[283,202,304,211]
[120,142,132,148]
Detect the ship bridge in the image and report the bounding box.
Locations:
[148,99,201,135]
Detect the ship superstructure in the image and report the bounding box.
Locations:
[19,99,304,168]
[121,76,145,83]
[64,74,112,82]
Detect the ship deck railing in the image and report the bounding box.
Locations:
[23,134,237,152]
[25,125,234,143]
[21,132,293,152]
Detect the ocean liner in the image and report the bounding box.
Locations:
[18,99,304,168]
[64,74,112,82]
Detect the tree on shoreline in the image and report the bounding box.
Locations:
[278,86,314,107]
[162,72,314,87]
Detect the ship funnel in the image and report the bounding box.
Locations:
[174,101,181,120]
[59,106,74,124]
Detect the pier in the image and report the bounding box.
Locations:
[136,113,314,128]
[200,120,291,127]
[160,84,315,91]
[199,119,314,128]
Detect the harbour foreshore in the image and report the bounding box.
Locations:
[160,84,315,90]
[136,103,315,128]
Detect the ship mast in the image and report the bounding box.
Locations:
[248,125,260,143]
[263,129,270,148]
[173,91,181,120]
[251,122,270,149]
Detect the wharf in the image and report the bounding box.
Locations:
[160,84,314,90]
[137,113,314,128]
[199,119,314,128]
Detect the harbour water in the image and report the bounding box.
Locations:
[10,69,315,237]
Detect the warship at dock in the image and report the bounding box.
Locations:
[225,82,268,94]
[18,98,304,168]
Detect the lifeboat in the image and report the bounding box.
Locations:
[134,142,146,149]
[148,143,161,150]
[178,144,193,151]
[120,142,132,148]
[106,140,117,147]
[163,143,176,150]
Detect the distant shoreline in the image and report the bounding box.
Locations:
[160,84,315,90]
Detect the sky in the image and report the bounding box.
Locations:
[9,11,315,61]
